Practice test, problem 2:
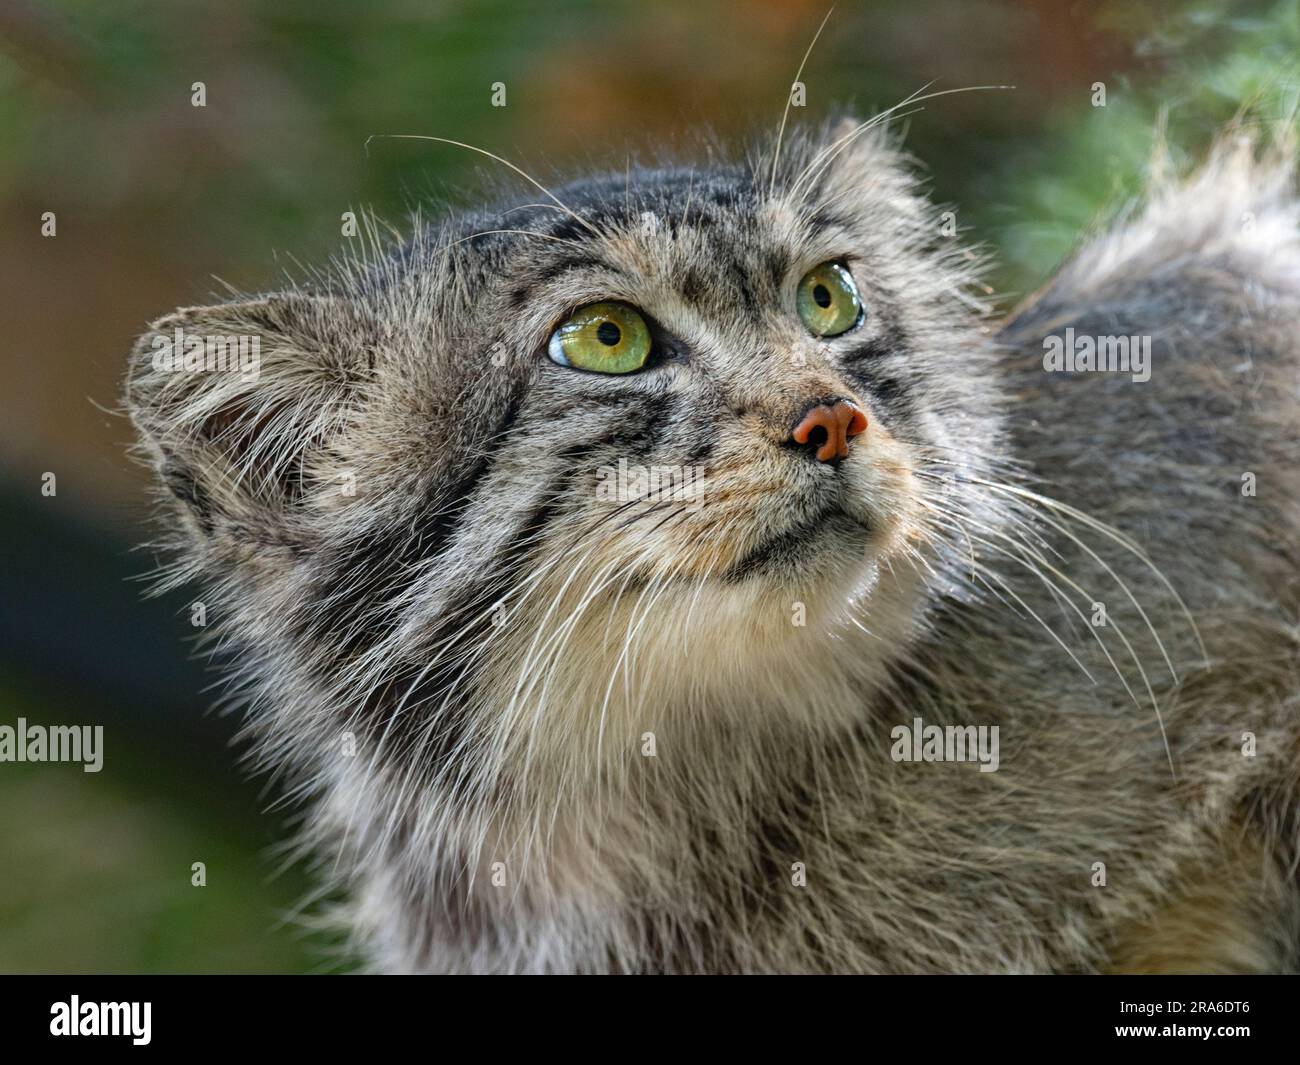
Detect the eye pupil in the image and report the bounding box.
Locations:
[812,284,832,309]
[596,321,621,346]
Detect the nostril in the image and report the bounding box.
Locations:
[843,405,868,440]
[805,425,829,451]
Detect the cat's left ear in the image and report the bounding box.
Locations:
[125,290,369,547]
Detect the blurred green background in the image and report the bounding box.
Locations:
[0,0,1296,973]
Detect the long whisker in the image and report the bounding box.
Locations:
[364,133,600,237]
[446,228,587,251]
[922,505,1097,683]
[938,501,1176,780]
[786,84,1014,204]
[970,477,1207,665]
[767,6,836,198]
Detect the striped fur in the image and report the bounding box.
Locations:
[126,119,1300,972]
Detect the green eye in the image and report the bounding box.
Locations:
[796,262,862,337]
[547,301,652,374]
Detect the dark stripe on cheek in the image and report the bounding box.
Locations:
[542,392,674,461]
[856,371,912,416]
[295,384,526,661]
[357,488,570,786]
[842,320,915,422]
[375,414,678,768]
[302,386,675,780]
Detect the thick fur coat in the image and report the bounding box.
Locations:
[126,117,1300,973]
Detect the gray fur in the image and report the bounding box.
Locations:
[125,117,1300,973]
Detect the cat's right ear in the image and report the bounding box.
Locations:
[126,291,366,547]
[812,114,908,192]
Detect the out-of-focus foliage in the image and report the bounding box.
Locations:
[984,0,1300,292]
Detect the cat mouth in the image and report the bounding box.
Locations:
[723,505,872,581]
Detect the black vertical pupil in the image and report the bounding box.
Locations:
[812,283,833,309]
[596,321,622,346]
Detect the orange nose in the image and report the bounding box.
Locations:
[790,400,868,463]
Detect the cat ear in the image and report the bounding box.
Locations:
[126,291,365,545]
[808,112,919,221]
[815,112,903,178]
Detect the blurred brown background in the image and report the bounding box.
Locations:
[0,0,1295,971]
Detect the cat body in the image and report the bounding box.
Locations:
[127,120,1300,972]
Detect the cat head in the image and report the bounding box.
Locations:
[126,118,1006,782]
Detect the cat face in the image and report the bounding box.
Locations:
[127,120,1004,765]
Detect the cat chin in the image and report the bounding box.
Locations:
[464,525,928,785]
[476,472,928,764]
